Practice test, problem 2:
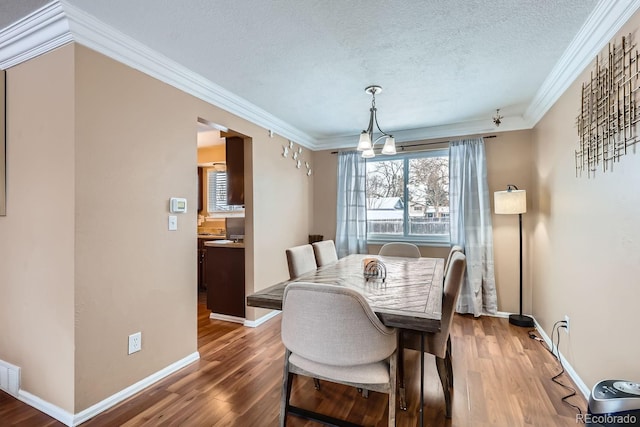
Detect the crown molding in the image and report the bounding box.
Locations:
[0,1,72,69]
[524,0,640,126]
[317,115,530,150]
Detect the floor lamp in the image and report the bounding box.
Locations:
[494,185,534,327]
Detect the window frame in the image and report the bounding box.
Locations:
[365,149,450,246]
[205,168,243,214]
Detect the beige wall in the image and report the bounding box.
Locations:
[311,150,337,242]
[311,131,533,314]
[1,69,5,216]
[531,11,640,388]
[73,45,200,409]
[485,131,534,314]
[245,138,314,321]
[0,45,76,411]
[0,43,313,413]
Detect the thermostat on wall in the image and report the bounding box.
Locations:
[170,197,187,213]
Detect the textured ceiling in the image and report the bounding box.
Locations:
[1,0,603,148]
[0,0,49,29]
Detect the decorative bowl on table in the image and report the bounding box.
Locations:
[363,258,387,282]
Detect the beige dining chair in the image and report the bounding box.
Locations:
[444,245,464,276]
[401,251,466,418]
[378,242,421,258]
[280,282,398,427]
[311,240,338,267]
[285,244,317,280]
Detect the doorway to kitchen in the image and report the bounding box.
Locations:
[196,118,247,326]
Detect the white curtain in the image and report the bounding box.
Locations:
[335,151,368,258]
[449,138,497,316]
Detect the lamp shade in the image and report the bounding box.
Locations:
[357,132,372,151]
[361,148,375,159]
[494,189,526,214]
[381,136,396,155]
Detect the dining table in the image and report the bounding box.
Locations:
[246,253,445,427]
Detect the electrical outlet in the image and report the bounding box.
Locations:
[128,332,142,354]
[563,315,570,334]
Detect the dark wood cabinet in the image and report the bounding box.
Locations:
[225,136,244,206]
[197,238,207,291]
[205,246,245,318]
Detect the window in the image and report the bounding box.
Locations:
[366,149,449,244]
[207,170,242,212]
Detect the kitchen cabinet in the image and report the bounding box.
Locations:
[225,136,244,206]
[205,245,245,318]
[197,238,207,291]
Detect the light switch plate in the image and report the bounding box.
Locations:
[168,215,178,231]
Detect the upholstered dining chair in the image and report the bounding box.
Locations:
[311,240,338,267]
[285,244,317,280]
[401,251,466,418]
[378,242,421,258]
[280,282,398,427]
[443,245,464,276]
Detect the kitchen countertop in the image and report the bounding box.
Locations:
[198,234,227,240]
[204,240,245,249]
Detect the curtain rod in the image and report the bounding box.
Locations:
[329,134,497,154]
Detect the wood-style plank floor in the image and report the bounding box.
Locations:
[0,293,587,426]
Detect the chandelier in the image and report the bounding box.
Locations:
[356,85,396,158]
[493,109,503,127]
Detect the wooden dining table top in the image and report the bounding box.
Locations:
[246,253,444,333]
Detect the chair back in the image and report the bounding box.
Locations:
[432,251,466,358]
[312,240,338,267]
[401,251,466,357]
[378,242,421,258]
[443,245,464,276]
[281,282,396,366]
[285,244,317,279]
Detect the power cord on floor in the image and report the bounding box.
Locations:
[528,322,584,421]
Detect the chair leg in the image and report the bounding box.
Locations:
[435,356,452,418]
[397,332,407,410]
[446,336,454,389]
[280,350,294,427]
[389,350,397,427]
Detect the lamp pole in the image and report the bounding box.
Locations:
[509,210,534,327]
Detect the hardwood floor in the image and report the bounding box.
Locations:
[0,294,587,426]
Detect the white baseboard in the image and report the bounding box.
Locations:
[488,311,589,399]
[18,351,200,427]
[244,310,281,328]
[492,311,511,318]
[18,390,74,426]
[209,312,245,324]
